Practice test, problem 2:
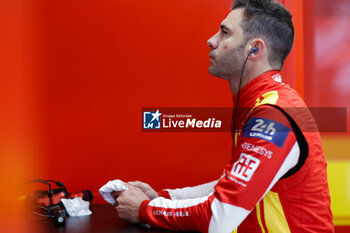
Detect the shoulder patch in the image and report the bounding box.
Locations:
[255,91,279,107]
[242,117,290,148]
[249,91,279,116]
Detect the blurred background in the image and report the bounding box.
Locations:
[1,0,349,231]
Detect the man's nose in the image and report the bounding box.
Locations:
[207,34,218,49]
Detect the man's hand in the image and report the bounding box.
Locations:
[111,191,123,204]
[115,186,150,223]
[128,181,159,200]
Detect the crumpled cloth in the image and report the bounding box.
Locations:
[99,179,128,205]
[61,197,92,216]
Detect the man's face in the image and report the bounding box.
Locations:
[207,8,247,80]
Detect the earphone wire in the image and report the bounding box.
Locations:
[27,206,53,221]
[231,51,252,157]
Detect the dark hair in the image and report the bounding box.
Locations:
[232,0,294,68]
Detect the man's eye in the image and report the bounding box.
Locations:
[222,30,228,35]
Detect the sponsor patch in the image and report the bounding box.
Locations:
[242,117,290,148]
[153,210,189,217]
[241,142,273,159]
[231,153,260,182]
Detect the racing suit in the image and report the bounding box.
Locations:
[138,71,334,233]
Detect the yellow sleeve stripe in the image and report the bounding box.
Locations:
[256,202,267,233]
[263,191,291,233]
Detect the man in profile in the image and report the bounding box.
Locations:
[113,0,334,232]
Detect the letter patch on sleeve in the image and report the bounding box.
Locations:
[242,117,290,148]
[231,153,260,182]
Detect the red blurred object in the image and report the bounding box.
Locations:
[24,179,93,207]
[27,190,66,207]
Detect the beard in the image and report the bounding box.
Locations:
[208,41,246,81]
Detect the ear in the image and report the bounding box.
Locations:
[247,39,265,58]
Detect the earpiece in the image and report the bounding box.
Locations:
[250,47,259,54]
[232,45,259,150]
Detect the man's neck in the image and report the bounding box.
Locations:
[229,66,275,95]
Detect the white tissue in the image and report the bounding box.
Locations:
[99,179,128,205]
[61,197,92,216]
